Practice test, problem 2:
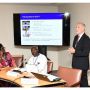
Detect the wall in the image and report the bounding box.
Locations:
[58,3,90,68]
[0,3,59,69]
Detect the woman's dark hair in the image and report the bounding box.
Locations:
[0,43,6,58]
[0,43,5,53]
[0,43,4,51]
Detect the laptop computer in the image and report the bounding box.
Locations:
[31,72,61,82]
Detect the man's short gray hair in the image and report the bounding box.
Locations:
[77,22,86,27]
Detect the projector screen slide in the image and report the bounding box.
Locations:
[13,13,70,46]
[20,13,63,45]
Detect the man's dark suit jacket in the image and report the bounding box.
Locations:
[72,33,90,70]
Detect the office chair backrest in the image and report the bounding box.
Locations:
[47,61,53,73]
[13,55,24,68]
[57,66,82,87]
[0,78,22,87]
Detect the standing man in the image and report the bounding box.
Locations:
[25,46,47,74]
[68,22,90,87]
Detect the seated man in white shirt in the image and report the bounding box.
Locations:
[25,46,47,74]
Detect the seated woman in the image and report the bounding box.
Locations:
[0,43,16,68]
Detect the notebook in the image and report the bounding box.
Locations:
[31,72,61,82]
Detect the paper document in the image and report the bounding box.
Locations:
[47,74,60,81]
[21,77,38,85]
[6,71,20,77]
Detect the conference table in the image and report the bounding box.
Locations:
[0,67,66,87]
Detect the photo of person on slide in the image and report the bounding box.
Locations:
[22,21,30,37]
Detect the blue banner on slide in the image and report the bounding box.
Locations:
[20,13,64,20]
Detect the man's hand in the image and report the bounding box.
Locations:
[68,47,75,54]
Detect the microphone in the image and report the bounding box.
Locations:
[35,62,40,66]
[34,62,40,73]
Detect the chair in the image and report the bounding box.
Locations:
[57,66,82,87]
[47,61,53,73]
[0,78,22,87]
[13,55,24,68]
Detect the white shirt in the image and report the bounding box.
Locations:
[25,53,47,74]
[78,32,84,41]
[75,32,84,47]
